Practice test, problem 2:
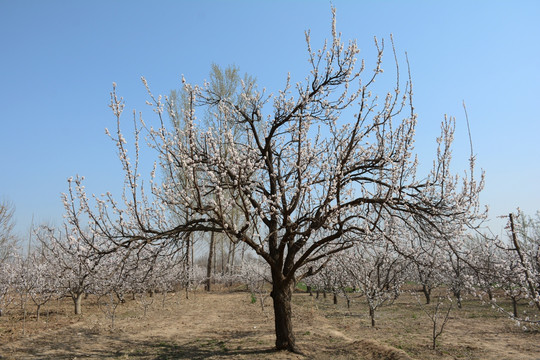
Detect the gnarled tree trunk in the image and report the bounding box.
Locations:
[205,232,215,291]
[73,292,83,315]
[422,284,432,304]
[270,277,300,353]
[369,307,376,327]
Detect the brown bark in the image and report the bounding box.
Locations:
[369,307,376,327]
[422,284,432,304]
[73,293,83,315]
[487,288,493,301]
[271,280,301,353]
[454,289,462,309]
[512,296,518,318]
[205,232,215,292]
[220,237,225,275]
[185,233,191,288]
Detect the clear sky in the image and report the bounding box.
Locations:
[1,0,539,239]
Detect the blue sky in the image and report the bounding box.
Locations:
[1,0,539,238]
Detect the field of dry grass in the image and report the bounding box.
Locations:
[0,287,538,359]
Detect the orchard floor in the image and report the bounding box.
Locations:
[0,288,539,359]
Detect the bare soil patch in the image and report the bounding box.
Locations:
[0,289,538,359]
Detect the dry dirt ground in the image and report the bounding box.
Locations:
[0,288,539,359]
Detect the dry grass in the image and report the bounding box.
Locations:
[0,287,538,359]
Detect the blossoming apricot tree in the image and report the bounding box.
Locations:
[63,8,484,352]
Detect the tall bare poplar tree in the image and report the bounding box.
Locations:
[167,64,257,290]
[0,200,17,262]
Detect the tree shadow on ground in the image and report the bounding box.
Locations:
[148,339,278,360]
[0,328,282,360]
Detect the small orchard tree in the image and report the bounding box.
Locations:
[487,211,540,327]
[240,257,271,312]
[340,230,408,327]
[445,247,469,309]
[12,255,33,333]
[12,249,59,327]
[467,234,499,301]
[510,211,540,315]
[0,205,17,317]
[307,258,339,300]
[0,260,15,317]
[64,8,484,352]
[26,250,60,321]
[497,248,527,318]
[0,199,18,263]
[127,244,181,313]
[92,250,132,330]
[37,225,103,315]
[405,234,446,305]
[323,257,350,305]
[129,255,158,317]
[417,293,453,350]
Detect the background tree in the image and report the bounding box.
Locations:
[92,249,131,330]
[0,260,15,317]
[240,257,271,312]
[488,211,540,327]
[37,225,102,315]
[409,237,445,305]
[26,249,59,321]
[167,63,257,291]
[0,199,17,317]
[64,8,484,353]
[340,231,408,327]
[307,257,339,301]
[418,293,453,350]
[467,234,499,301]
[13,253,38,333]
[0,200,17,262]
[446,247,469,309]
